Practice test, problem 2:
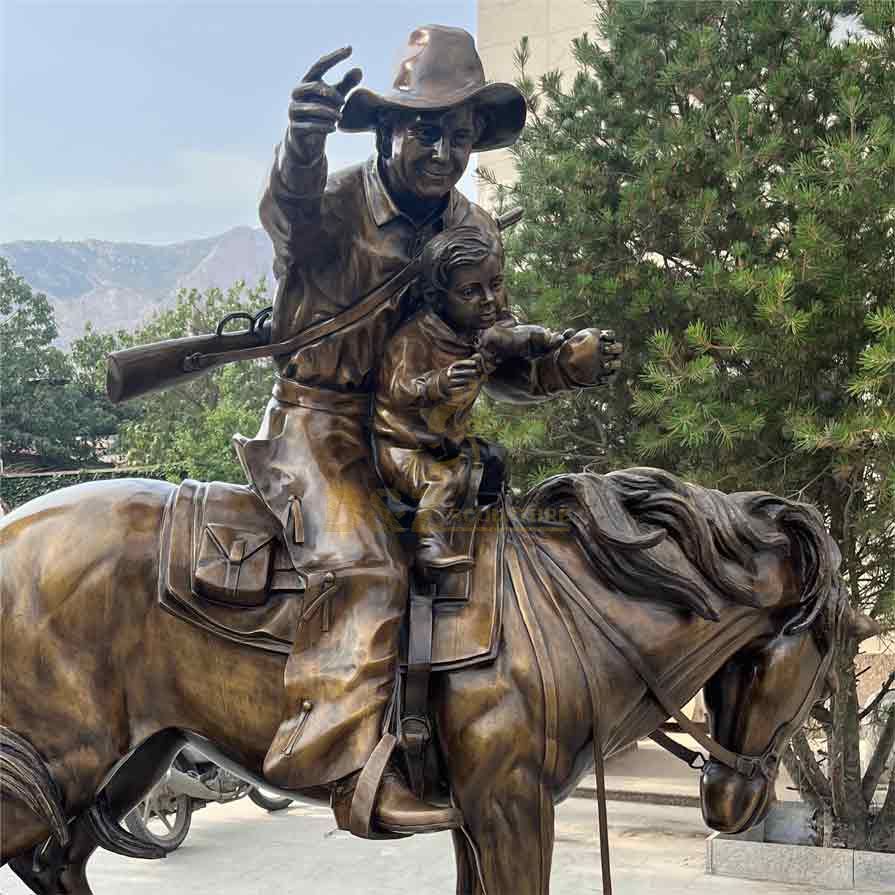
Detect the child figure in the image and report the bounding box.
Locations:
[372,225,564,576]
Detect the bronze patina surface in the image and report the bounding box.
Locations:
[0,23,875,895]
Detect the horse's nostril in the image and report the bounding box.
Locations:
[700,762,773,834]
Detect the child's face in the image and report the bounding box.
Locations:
[440,254,503,333]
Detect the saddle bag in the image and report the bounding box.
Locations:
[194,524,275,607]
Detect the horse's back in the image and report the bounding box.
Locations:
[1,477,173,603]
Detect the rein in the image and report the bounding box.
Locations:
[505,504,834,895]
[506,506,614,894]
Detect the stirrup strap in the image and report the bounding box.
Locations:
[401,585,435,797]
[348,733,397,838]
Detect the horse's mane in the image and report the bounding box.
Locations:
[521,467,839,634]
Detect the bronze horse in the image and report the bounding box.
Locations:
[0,466,870,894]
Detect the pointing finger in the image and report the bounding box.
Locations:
[335,67,363,97]
[303,46,352,83]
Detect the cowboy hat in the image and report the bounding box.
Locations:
[340,25,526,152]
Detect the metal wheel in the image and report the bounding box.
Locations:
[248,787,293,812]
[125,789,193,851]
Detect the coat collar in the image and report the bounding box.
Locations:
[417,306,479,352]
[363,156,457,228]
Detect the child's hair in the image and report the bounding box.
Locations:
[421,226,500,299]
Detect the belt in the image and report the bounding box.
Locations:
[272,377,371,417]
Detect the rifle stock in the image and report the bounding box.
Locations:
[106,327,269,404]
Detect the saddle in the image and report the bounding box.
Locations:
[158,479,504,669]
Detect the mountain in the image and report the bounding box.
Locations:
[1,227,274,344]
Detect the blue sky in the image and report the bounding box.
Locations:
[2,0,479,243]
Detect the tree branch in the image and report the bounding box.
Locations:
[781,742,823,812]
[862,705,895,805]
[860,671,895,721]
[787,727,832,804]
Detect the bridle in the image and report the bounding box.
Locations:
[650,620,835,783]
[507,505,837,895]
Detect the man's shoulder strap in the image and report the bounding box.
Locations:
[192,255,423,370]
[188,207,523,372]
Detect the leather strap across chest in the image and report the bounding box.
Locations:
[185,206,524,372]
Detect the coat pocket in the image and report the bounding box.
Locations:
[194,523,275,607]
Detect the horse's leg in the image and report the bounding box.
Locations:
[459,767,554,895]
[8,730,186,895]
[58,729,188,894]
[440,666,555,895]
[451,829,483,895]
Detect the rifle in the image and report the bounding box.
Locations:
[106,207,524,404]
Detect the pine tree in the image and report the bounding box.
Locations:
[485,0,895,849]
[1,258,126,467]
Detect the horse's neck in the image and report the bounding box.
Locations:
[532,530,774,752]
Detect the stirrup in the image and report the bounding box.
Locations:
[342,734,408,841]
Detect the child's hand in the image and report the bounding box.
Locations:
[437,358,483,395]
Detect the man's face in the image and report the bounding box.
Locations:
[440,254,502,333]
[385,105,479,201]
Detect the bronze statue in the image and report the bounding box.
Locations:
[0,23,879,895]
[0,466,874,894]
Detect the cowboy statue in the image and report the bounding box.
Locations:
[0,22,869,895]
[227,25,623,837]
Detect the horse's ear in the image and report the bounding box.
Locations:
[848,606,881,643]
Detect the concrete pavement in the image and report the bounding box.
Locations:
[0,795,878,894]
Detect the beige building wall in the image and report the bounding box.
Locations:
[477,0,601,204]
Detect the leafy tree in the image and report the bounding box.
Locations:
[1,257,123,467]
[485,0,895,849]
[107,281,272,483]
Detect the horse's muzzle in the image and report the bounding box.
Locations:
[699,760,775,834]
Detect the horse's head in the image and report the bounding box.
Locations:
[700,570,878,834]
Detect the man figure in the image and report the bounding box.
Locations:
[239,25,621,836]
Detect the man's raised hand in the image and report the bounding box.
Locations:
[288,47,363,165]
